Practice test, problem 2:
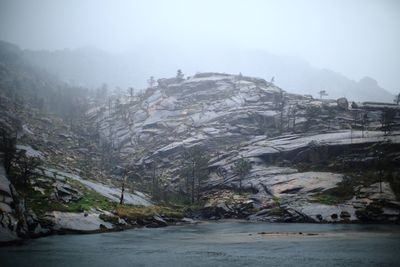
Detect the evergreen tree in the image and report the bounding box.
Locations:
[380,108,397,135]
[231,157,252,193]
[319,90,328,99]
[176,69,184,80]
[181,146,209,203]
[394,93,400,105]
[147,76,156,87]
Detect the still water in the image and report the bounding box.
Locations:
[1,221,400,267]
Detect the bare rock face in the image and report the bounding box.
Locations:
[85,72,400,223]
[0,164,25,244]
[44,211,113,233]
[51,181,82,203]
[353,182,400,222]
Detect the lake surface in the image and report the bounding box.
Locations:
[1,221,400,267]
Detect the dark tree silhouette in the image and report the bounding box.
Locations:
[128,87,134,97]
[231,157,252,193]
[146,161,164,201]
[288,104,298,132]
[375,150,384,193]
[13,151,42,186]
[303,105,320,131]
[181,146,209,203]
[274,89,286,134]
[119,177,125,205]
[394,92,400,105]
[0,129,17,174]
[327,107,336,130]
[380,108,397,135]
[360,111,368,138]
[176,69,184,80]
[319,90,328,99]
[147,76,156,87]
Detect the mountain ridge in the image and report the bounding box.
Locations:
[2,40,392,102]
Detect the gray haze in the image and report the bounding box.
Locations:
[0,0,399,95]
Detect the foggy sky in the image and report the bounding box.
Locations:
[0,0,399,93]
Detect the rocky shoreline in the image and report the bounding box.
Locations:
[3,215,400,247]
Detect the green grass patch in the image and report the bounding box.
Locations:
[22,187,70,216]
[21,178,114,217]
[310,180,354,205]
[63,189,113,212]
[115,205,184,221]
[310,193,343,205]
[99,214,119,224]
[269,207,284,216]
[272,196,281,206]
[64,178,114,211]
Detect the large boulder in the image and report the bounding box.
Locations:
[336,97,349,110]
[44,211,113,233]
[51,181,82,203]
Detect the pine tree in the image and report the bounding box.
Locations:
[231,157,252,193]
[147,76,156,87]
[181,146,209,203]
[176,69,184,80]
[319,90,328,99]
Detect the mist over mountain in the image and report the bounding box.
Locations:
[20,42,394,102]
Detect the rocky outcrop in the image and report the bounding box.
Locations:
[85,72,400,224]
[336,97,349,110]
[51,181,82,203]
[43,211,113,233]
[0,164,26,245]
[353,182,400,222]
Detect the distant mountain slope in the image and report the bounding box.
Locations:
[0,41,91,117]
[15,42,394,102]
